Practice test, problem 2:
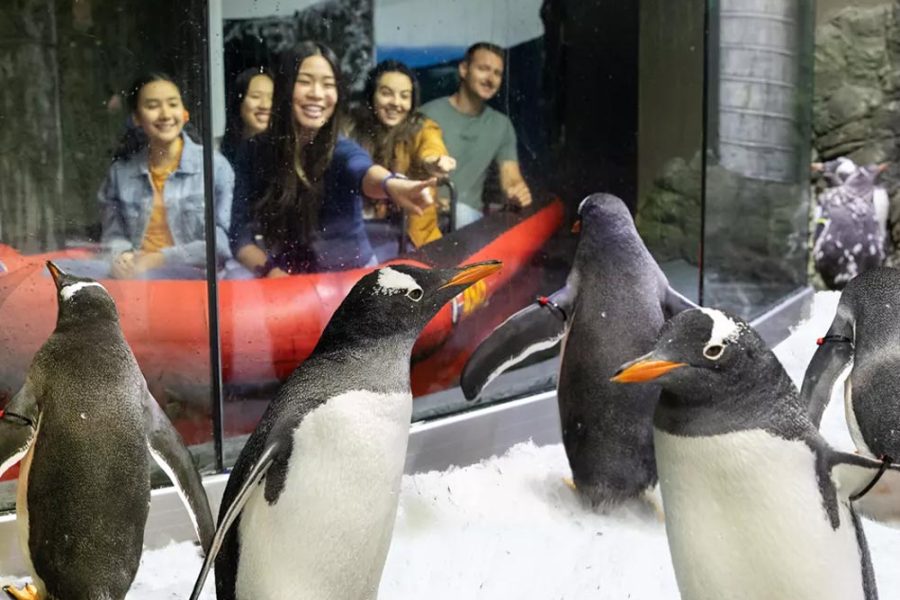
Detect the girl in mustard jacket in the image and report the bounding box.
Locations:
[347,60,456,248]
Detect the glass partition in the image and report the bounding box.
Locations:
[213,0,574,459]
[701,0,814,318]
[0,0,817,487]
[0,0,216,510]
[637,0,706,302]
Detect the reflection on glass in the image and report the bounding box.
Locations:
[0,1,215,511]
[702,0,814,319]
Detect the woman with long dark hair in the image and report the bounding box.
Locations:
[347,59,455,248]
[230,42,435,276]
[220,67,273,164]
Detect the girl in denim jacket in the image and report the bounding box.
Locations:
[96,72,233,279]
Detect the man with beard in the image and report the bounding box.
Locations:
[421,42,532,227]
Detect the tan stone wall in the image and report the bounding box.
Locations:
[818,0,888,24]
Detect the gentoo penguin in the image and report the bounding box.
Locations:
[612,307,900,600]
[189,261,502,600]
[812,160,888,289]
[460,193,695,508]
[801,266,900,461]
[0,262,214,600]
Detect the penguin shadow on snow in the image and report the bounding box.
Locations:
[0,262,214,600]
[612,307,900,600]
[460,193,697,515]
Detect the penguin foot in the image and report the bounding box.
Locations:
[3,583,39,600]
[645,495,665,523]
[562,476,577,492]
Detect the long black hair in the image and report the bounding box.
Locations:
[220,66,271,163]
[256,42,345,247]
[111,71,197,162]
[347,59,425,170]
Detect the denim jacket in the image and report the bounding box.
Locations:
[99,133,234,267]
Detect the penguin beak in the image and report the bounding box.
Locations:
[46,261,65,290]
[439,260,502,290]
[611,353,686,383]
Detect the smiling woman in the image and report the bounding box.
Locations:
[346,59,457,248]
[229,42,439,277]
[54,72,234,281]
[220,68,273,165]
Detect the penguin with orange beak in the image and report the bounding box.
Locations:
[0,262,213,600]
[190,261,502,600]
[613,307,900,600]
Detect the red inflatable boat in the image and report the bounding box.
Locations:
[0,199,564,405]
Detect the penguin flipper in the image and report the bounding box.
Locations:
[0,383,39,479]
[800,308,855,429]
[189,441,281,600]
[831,452,900,527]
[460,285,573,400]
[662,285,698,317]
[142,390,215,552]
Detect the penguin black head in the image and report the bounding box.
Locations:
[573,194,637,253]
[47,261,119,328]
[316,261,502,353]
[611,308,771,403]
[577,193,632,229]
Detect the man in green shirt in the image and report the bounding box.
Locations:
[421,42,532,227]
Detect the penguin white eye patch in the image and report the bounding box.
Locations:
[61,281,106,301]
[374,267,422,297]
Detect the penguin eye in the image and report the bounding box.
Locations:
[406,288,423,302]
[704,344,725,360]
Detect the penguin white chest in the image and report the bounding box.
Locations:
[655,429,868,600]
[236,390,412,600]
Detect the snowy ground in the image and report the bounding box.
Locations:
[4,291,900,599]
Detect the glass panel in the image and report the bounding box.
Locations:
[702,0,814,318]
[0,0,215,510]
[215,0,574,458]
[637,0,705,302]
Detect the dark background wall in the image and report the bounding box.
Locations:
[542,0,641,213]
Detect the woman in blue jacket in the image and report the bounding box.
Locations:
[89,72,233,279]
[230,42,435,277]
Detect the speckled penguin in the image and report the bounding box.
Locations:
[801,266,900,461]
[613,307,900,600]
[0,262,214,600]
[189,261,502,600]
[460,193,695,509]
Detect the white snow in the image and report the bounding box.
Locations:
[3,291,900,599]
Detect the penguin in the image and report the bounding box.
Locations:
[460,193,696,508]
[189,261,502,600]
[801,266,900,461]
[0,262,214,600]
[612,307,900,600]
[812,160,887,289]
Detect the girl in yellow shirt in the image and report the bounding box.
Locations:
[347,60,456,248]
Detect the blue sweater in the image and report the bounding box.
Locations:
[231,136,375,273]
